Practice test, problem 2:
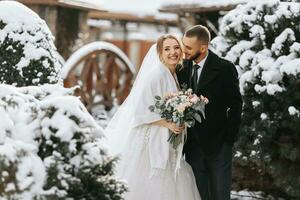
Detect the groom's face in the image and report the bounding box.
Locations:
[182,36,207,62]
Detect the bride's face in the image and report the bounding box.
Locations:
[161,38,182,66]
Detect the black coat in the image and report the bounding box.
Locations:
[176,50,243,156]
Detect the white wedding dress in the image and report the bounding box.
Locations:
[105,45,201,200]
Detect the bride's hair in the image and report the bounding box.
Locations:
[156,34,183,67]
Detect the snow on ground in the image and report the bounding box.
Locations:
[231,190,267,199]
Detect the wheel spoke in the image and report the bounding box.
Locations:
[63,48,135,112]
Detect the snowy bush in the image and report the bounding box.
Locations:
[0,1,62,86]
[212,0,300,198]
[0,139,46,200]
[0,84,126,199]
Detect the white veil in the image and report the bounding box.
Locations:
[104,44,161,156]
[105,44,183,177]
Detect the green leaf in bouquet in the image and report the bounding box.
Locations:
[181,83,188,91]
[184,111,193,118]
[155,101,163,108]
[184,117,193,124]
[185,119,195,128]
[155,96,161,100]
[193,103,204,111]
[194,113,202,123]
[167,131,182,149]
[149,105,155,112]
[200,109,206,119]
[166,114,173,120]
[172,134,182,149]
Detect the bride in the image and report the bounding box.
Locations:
[105,34,201,200]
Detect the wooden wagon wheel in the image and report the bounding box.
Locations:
[61,42,135,112]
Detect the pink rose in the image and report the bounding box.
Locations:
[200,95,209,104]
[190,95,199,103]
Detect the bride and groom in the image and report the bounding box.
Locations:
[105,25,243,200]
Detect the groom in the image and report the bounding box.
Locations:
[177,25,242,200]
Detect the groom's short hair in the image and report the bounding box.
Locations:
[185,25,211,45]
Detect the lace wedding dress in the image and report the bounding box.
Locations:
[105,45,201,200]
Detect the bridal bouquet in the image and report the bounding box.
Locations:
[149,88,209,148]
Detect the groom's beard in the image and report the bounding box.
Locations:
[187,51,201,61]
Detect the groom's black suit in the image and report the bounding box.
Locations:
[177,50,242,200]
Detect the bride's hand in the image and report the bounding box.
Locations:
[166,122,185,134]
[151,119,185,134]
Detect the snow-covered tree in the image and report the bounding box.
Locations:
[0,84,127,200]
[212,0,300,198]
[0,138,46,200]
[0,1,126,199]
[0,1,62,86]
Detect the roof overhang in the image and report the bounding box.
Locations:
[19,0,107,12]
[89,11,178,26]
[159,3,239,14]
